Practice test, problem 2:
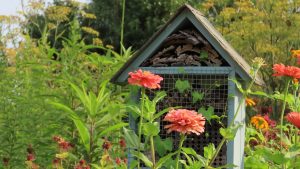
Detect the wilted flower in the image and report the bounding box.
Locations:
[286,112,300,128]
[128,69,163,89]
[119,138,126,149]
[2,157,9,166]
[272,64,300,79]
[250,115,269,130]
[245,98,256,107]
[75,159,90,169]
[53,136,73,151]
[163,109,205,135]
[102,140,112,150]
[115,157,122,165]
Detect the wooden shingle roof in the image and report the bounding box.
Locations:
[111,4,264,86]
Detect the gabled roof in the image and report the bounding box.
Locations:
[111,4,264,86]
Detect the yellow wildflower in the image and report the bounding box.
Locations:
[92,38,103,46]
[250,116,269,130]
[46,6,71,22]
[245,98,256,107]
[82,27,99,36]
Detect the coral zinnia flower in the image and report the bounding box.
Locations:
[250,115,269,130]
[163,109,205,135]
[286,112,300,128]
[245,98,256,107]
[128,69,163,89]
[272,64,300,79]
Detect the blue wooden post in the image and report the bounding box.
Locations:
[227,70,245,169]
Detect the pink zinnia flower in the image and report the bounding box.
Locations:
[128,69,163,89]
[163,109,205,135]
[286,112,300,128]
[272,64,300,79]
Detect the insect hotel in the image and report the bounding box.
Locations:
[111,4,263,168]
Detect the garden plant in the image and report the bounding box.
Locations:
[1,0,300,169]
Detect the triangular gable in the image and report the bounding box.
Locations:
[111,4,264,85]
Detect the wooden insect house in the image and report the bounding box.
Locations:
[111,4,263,168]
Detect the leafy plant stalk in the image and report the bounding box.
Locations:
[150,136,156,168]
[120,0,126,56]
[280,79,290,151]
[208,67,260,166]
[175,134,186,169]
[137,87,146,169]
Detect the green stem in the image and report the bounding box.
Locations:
[137,88,146,169]
[280,79,290,150]
[150,136,156,169]
[175,134,186,169]
[208,68,260,166]
[120,0,126,56]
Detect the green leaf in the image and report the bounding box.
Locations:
[50,102,90,152]
[132,151,153,167]
[155,151,177,169]
[192,91,204,104]
[123,128,141,149]
[198,106,214,123]
[229,78,245,94]
[99,123,128,137]
[220,123,243,141]
[143,122,160,136]
[199,51,208,59]
[204,143,216,160]
[154,136,173,157]
[182,147,206,164]
[175,79,191,93]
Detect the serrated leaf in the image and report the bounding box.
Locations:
[143,122,160,136]
[198,106,214,123]
[175,80,191,93]
[192,91,204,104]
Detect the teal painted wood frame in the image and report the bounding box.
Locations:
[227,70,245,169]
[127,67,245,168]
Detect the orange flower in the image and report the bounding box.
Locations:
[128,69,163,89]
[291,49,300,58]
[163,109,205,135]
[245,98,256,107]
[250,115,269,130]
[272,64,300,79]
[286,112,300,129]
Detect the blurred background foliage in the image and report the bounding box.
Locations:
[1,0,300,167]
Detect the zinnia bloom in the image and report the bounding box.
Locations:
[128,69,163,89]
[286,112,300,128]
[250,115,269,130]
[272,64,300,79]
[245,98,256,107]
[163,109,205,135]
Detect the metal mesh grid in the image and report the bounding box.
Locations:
[147,73,228,167]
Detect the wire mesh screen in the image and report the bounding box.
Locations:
[147,73,228,167]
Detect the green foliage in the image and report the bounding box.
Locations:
[175,79,191,93]
[198,106,214,123]
[192,91,204,104]
[154,136,173,157]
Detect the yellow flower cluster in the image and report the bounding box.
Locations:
[291,49,300,58]
[82,27,99,36]
[81,11,97,19]
[46,6,71,22]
